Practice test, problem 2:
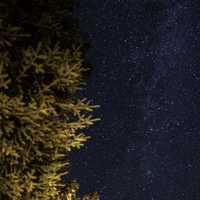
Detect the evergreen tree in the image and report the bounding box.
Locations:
[0,0,100,199]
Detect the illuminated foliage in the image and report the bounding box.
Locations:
[0,0,100,199]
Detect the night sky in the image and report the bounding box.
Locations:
[69,1,200,199]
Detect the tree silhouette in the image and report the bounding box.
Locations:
[0,0,100,199]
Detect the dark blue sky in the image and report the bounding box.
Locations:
[69,1,200,199]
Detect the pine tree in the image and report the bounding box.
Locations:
[0,0,100,199]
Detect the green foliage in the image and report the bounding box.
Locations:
[0,0,100,199]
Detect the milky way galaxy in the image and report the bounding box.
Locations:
[69,1,200,199]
